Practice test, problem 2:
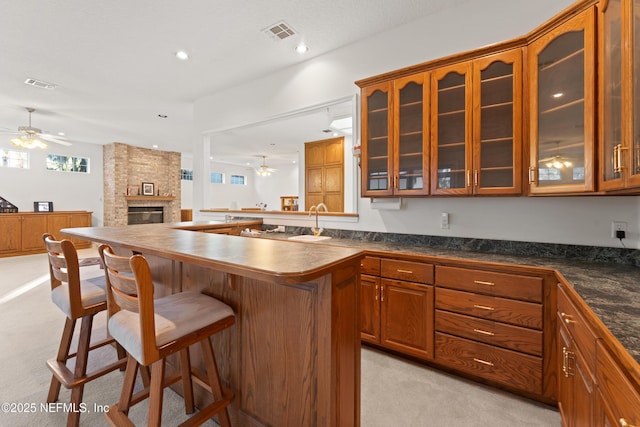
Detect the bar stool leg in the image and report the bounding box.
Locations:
[67,315,93,427]
[148,360,166,427]
[47,318,76,403]
[118,356,139,415]
[180,348,195,414]
[201,338,231,427]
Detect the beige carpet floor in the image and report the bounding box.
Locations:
[0,250,560,426]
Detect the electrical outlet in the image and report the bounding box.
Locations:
[440,212,449,229]
[611,221,627,239]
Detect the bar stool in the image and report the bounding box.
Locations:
[98,244,235,427]
[43,233,127,427]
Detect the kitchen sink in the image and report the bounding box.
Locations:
[287,235,332,242]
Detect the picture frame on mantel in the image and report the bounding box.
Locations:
[142,182,155,196]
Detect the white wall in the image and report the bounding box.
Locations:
[193,0,640,250]
[0,141,104,226]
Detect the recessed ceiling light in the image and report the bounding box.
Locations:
[58,132,65,136]
[175,51,189,60]
[552,92,564,98]
[295,43,309,54]
[152,144,159,148]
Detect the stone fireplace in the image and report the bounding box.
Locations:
[103,143,181,226]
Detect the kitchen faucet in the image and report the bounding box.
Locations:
[308,203,328,236]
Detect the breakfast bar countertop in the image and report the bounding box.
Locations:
[257,232,640,364]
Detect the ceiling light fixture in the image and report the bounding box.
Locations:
[175,51,189,60]
[295,43,309,54]
[256,155,273,177]
[553,92,564,98]
[11,135,47,149]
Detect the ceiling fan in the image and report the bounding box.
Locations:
[0,107,72,149]
[255,155,277,176]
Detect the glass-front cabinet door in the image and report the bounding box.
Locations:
[362,82,393,196]
[599,0,640,190]
[431,62,473,195]
[472,49,522,195]
[528,7,596,194]
[393,73,429,195]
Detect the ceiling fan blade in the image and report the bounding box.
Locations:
[40,134,73,146]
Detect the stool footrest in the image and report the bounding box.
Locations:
[105,390,234,427]
[47,356,127,390]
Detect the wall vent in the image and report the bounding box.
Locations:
[24,78,57,90]
[263,21,296,40]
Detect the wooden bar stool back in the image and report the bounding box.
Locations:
[98,244,235,427]
[43,233,127,427]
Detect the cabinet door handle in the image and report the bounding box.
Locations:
[473,357,494,367]
[561,312,576,324]
[380,285,384,302]
[562,347,575,377]
[613,144,620,173]
[473,328,495,336]
[466,170,471,187]
[474,280,495,286]
[396,269,413,274]
[619,418,637,427]
[375,285,379,301]
[473,304,495,311]
[528,166,536,184]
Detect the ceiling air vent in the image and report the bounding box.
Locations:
[24,78,57,90]
[263,20,296,41]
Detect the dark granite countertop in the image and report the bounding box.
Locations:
[255,231,640,364]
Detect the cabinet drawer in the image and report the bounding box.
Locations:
[435,332,542,394]
[436,265,542,302]
[596,341,640,426]
[436,287,542,329]
[435,310,542,356]
[381,259,434,284]
[558,284,597,369]
[360,256,381,276]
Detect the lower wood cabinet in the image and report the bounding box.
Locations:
[434,264,552,399]
[557,283,597,427]
[596,341,640,427]
[359,257,434,361]
[0,211,92,257]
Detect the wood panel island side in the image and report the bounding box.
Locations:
[62,223,364,426]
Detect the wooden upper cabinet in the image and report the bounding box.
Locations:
[361,82,393,196]
[528,7,596,194]
[598,0,640,191]
[431,62,473,195]
[361,75,429,197]
[393,74,429,195]
[472,49,523,195]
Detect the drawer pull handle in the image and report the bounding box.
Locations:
[396,269,413,274]
[474,280,495,286]
[473,357,494,367]
[473,304,495,311]
[562,347,575,377]
[474,328,495,336]
[561,312,576,324]
[619,418,637,427]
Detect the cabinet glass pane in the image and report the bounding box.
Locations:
[367,90,389,190]
[634,0,640,175]
[603,0,623,182]
[437,72,466,189]
[479,61,514,188]
[537,31,586,187]
[398,81,423,190]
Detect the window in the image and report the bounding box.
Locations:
[538,167,562,181]
[230,174,246,185]
[46,154,89,173]
[210,172,224,183]
[181,169,193,181]
[0,149,29,169]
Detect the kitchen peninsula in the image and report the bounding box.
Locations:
[62,222,365,426]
